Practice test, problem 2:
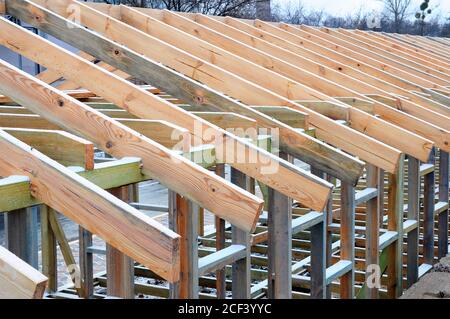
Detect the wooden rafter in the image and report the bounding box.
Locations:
[0,126,181,282]
[9,0,366,185]
[18,0,407,177]
[0,3,343,211]
[118,8,442,160]
[0,246,47,299]
[0,57,264,233]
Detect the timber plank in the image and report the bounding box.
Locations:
[1,128,94,170]
[0,246,47,299]
[14,0,369,184]
[0,128,181,282]
[0,58,265,232]
[1,5,334,211]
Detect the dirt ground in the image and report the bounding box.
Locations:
[401,255,450,299]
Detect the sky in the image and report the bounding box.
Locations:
[273,0,450,19]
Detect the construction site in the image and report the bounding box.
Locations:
[0,0,449,300]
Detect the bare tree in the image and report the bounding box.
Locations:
[89,0,450,36]
[381,0,412,33]
[271,0,304,24]
[91,0,256,16]
[256,0,271,20]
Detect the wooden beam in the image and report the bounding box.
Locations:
[176,15,443,156]
[5,207,38,268]
[0,58,264,233]
[278,23,450,97]
[0,113,190,150]
[0,176,39,212]
[107,186,135,299]
[96,109,138,119]
[406,157,420,288]
[250,106,307,128]
[13,0,369,185]
[344,29,450,76]
[1,7,334,213]
[1,128,94,170]
[0,113,60,130]
[0,128,180,282]
[116,119,191,150]
[339,182,355,299]
[191,112,258,131]
[177,194,199,298]
[249,20,450,116]
[36,51,97,85]
[47,207,82,296]
[116,7,432,162]
[0,158,147,213]
[321,27,450,83]
[295,101,349,121]
[0,246,47,299]
[267,151,292,298]
[96,7,404,174]
[0,106,34,113]
[230,168,251,299]
[40,205,57,292]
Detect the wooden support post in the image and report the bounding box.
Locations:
[177,194,199,299]
[5,207,38,268]
[407,157,420,288]
[40,204,57,292]
[46,207,83,296]
[214,163,227,299]
[106,185,135,298]
[106,244,135,298]
[230,167,251,299]
[386,154,405,298]
[310,215,326,299]
[309,167,326,299]
[168,190,179,299]
[438,151,449,258]
[423,149,435,265]
[325,174,334,299]
[79,226,94,298]
[365,165,381,299]
[198,207,205,237]
[0,1,4,15]
[340,182,355,299]
[267,151,292,299]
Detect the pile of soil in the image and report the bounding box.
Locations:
[401,254,450,299]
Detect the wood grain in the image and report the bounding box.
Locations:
[0,246,47,299]
[0,57,264,233]
[0,128,181,282]
[0,5,333,211]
